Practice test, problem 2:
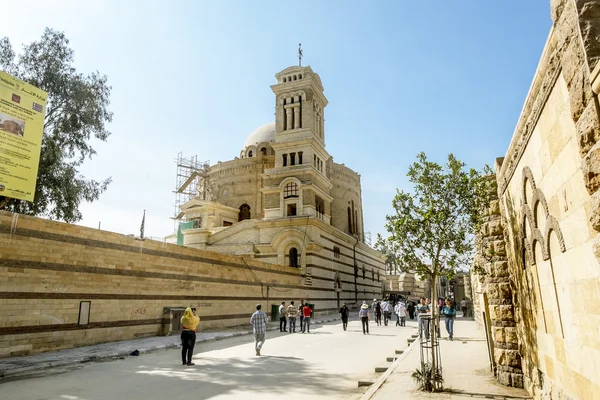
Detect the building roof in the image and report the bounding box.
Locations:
[243,122,275,148]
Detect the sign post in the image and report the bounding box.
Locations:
[0,71,48,202]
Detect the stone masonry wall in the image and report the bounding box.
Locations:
[0,211,337,358]
[474,179,524,388]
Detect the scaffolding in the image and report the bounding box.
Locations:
[172,152,210,225]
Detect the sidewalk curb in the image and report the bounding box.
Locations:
[359,329,420,400]
[0,316,340,380]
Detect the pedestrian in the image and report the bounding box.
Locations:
[287,301,298,333]
[381,298,392,326]
[417,298,430,339]
[298,300,305,332]
[442,299,456,340]
[180,307,199,366]
[301,303,312,333]
[339,302,349,331]
[407,301,415,320]
[359,301,370,334]
[437,297,444,314]
[375,301,382,326]
[460,298,468,317]
[250,304,268,356]
[395,301,407,327]
[279,301,287,332]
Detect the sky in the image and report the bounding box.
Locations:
[1,0,552,242]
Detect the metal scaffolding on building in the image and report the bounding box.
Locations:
[172,152,210,223]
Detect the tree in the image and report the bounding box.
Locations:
[0,28,112,222]
[376,152,490,391]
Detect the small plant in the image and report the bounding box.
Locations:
[412,362,444,392]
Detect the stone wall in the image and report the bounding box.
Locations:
[0,211,347,358]
[473,2,600,398]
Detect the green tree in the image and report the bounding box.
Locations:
[376,152,490,391]
[0,28,112,222]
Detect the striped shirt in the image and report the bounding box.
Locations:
[250,310,268,334]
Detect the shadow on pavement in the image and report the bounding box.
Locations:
[134,355,342,399]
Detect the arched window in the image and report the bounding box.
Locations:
[284,182,298,198]
[238,204,251,221]
[299,74,302,79]
[261,147,267,156]
[248,150,253,157]
[289,247,299,268]
[283,77,287,82]
[347,207,353,234]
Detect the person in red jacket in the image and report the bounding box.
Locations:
[301,304,312,333]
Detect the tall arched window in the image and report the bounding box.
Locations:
[347,207,353,234]
[248,150,253,157]
[289,248,299,268]
[238,204,251,221]
[261,147,267,156]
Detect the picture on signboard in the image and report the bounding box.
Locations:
[0,112,25,137]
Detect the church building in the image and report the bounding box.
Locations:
[166,64,384,305]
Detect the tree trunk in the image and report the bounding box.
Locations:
[430,274,438,390]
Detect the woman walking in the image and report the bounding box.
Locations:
[180,307,199,365]
[442,299,457,341]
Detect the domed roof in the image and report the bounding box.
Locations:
[243,122,275,148]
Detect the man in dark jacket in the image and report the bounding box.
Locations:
[339,303,350,331]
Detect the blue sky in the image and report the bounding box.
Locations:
[2,0,552,241]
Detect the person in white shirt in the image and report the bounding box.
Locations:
[395,301,407,327]
[381,299,392,326]
[279,301,287,332]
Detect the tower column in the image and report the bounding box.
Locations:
[286,107,293,131]
[293,106,300,129]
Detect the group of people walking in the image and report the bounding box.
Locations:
[277,300,313,334]
[179,296,469,363]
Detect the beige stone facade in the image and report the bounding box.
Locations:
[166,65,384,307]
[472,2,600,399]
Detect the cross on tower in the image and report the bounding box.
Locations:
[298,43,303,66]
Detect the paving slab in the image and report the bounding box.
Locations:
[366,318,532,400]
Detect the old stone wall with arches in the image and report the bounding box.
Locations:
[472,2,600,399]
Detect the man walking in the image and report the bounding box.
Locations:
[287,301,298,333]
[395,301,407,327]
[301,303,312,333]
[460,298,468,317]
[250,304,268,356]
[279,301,287,332]
[381,298,392,326]
[359,301,370,334]
[298,300,305,332]
[339,302,349,331]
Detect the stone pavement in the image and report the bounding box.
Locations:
[365,318,532,400]
[0,312,340,381]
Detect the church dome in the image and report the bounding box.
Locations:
[244,122,275,148]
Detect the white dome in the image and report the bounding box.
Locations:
[243,122,275,148]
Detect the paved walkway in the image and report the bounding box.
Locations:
[0,313,340,381]
[366,318,532,400]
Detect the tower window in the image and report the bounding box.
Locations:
[238,204,251,221]
[284,182,298,198]
[290,152,296,166]
[299,74,302,79]
[348,207,353,235]
[316,196,324,219]
[248,150,253,157]
[289,248,299,268]
[261,147,267,156]
[283,77,287,82]
[287,204,297,216]
[283,154,287,167]
[294,75,297,80]
[298,151,303,164]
